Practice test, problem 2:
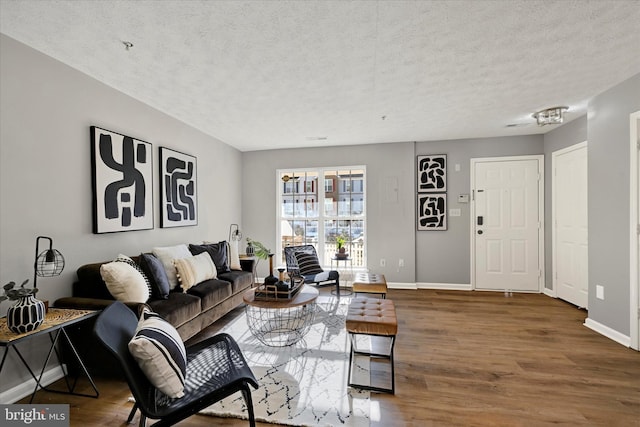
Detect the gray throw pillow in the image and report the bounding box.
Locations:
[139,253,170,299]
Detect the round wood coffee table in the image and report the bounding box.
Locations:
[242,285,319,346]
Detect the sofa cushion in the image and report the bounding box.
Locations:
[189,242,230,275]
[139,253,170,300]
[100,257,150,303]
[218,270,253,293]
[147,292,201,329]
[174,252,217,291]
[152,244,192,290]
[128,306,186,399]
[186,279,232,311]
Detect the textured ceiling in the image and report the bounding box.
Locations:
[1,0,639,152]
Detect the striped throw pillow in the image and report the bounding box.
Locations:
[294,252,323,276]
[128,307,187,398]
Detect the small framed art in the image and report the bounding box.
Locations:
[159,147,198,228]
[90,126,153,234]
[417,193,447,230]
[417,154,447,193]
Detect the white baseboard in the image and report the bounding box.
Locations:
[543,287,555,297]
[0,364,66,404]
[584,318,631,348]
[416,282,472,291]
[387,282,417,290]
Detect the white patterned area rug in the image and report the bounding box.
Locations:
[199,295,370,427]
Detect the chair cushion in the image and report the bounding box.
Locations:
[139,253,171,300]
[294,252,323,276]
[128,307,187,399]
[100,255,150,303]
[174,252,217,291]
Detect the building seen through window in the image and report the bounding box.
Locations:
[278,167,366,269]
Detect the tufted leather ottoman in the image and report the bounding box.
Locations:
[345,297,397,394]
[352,273,387,298]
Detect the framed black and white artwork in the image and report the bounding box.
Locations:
[417,193,447,230]
[159,147,198,228]
[417,154,447,193]
[91,126,153,234]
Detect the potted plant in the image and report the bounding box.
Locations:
[335,236,348,259]
[245,238,277,286]
[245,238,271,260]
[2,279,46,333]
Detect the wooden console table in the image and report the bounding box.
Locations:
[0,308,100,402]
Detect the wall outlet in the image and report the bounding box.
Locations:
[450,208,461,217]
[596,285,604,300]
[380,258,386,267]
[398,258,404,267]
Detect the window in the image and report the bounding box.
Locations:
[278,167,366,269]
[324,178,333,193]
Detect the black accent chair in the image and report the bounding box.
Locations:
[93,302,258,427]
[284,244,341,296]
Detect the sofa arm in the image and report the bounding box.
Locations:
[240,258,256,273]
[54,296,140,312]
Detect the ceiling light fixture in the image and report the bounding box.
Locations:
[122,41,133,51]
[532,106,568,126]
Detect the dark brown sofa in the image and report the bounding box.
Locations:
[55,255,254,341]
[54,248,254,376]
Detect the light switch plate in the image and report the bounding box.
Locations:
[449,208,461,217]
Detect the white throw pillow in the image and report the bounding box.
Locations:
[100,258,150,303]
[174,252,217,291]
[228,239,242,271]
[128,307,187,398]
[152,244,192,290]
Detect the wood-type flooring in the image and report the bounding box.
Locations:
[20,289,640,426]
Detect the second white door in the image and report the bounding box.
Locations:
[553,142,588,308]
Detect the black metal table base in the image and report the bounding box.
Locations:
[0,328,99,403]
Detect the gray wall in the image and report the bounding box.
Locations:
[415,136,544,284]
[0,35,243,397]
[242,135,544,285]
[241,142,416,282]
[587,73,640,335]
[542,115,588,290]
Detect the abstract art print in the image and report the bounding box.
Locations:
[159,147,198,228]
[91,126,153,234]
[417,193,447,230]
[417,155,447,192]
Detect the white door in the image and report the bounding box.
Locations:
[472,156,543,292]
[553,143,588,308]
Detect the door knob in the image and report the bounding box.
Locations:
[477,230,483,235]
